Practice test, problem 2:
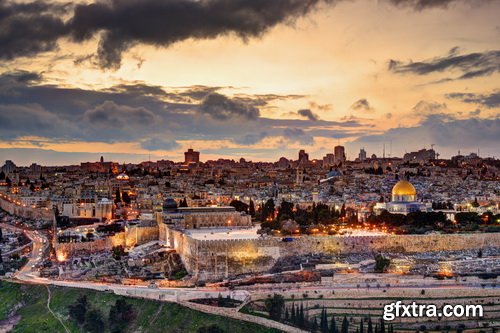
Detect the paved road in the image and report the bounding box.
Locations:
[0,223,48,281]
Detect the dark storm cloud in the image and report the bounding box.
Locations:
[446,91,500,108]
[0,103,75,139]
[0,71,365,145]
[389,49,500,80]
[233,132,269,145]
[3,0,488,70]
[0,1,69,60]
[83,101,161,128]
[68,0,333,69]
[283,128,314,145]
[297,109,319,121]
[350,98,374,112]
[386,0,462,10]
[200,93,260,120]
[348,114,500,157]
[140,137,180,151]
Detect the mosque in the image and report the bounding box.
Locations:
[374,179,432,215]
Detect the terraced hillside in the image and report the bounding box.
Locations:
[242,287,500,332]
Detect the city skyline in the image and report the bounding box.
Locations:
[0,0,499,165]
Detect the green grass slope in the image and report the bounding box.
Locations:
[0,281,280,333]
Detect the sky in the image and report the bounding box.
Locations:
[0,0,499,166]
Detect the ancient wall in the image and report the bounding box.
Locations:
[171,231,500,281]
[55,231,126,258]
[0,197,54,221]
[124,225,159,247]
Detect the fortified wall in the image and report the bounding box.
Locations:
[56,224,159,258]
[0,197,54,221]
[169,230,500,281]
[55,231,126,257]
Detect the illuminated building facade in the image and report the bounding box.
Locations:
[374,180,431,215]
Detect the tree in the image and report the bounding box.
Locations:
[112,245,126,260]
[379,318,386,333]
[312,317,318,332]
[114,189,121,204]
[329,315,337,333]
[265,294,285,321]
[229,200,248,213]
[179,197,188,207]
[341,316,349,333]
[367,317,373,333]
[291,303,296,324]
[68,295,88,324]
[0,227,3,242]
[109,299,135,331]
[197,325,225,333]
[122,191,131,205]
[278,201,294,220]
[320,308,329,333]
[374,254,391,273]
[84,309,105,333]
[340,203,346,218]
[249,199,256,217]
[299,303,305,328]
[261,198,275,222]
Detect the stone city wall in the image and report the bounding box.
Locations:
[170,231,500,281]
[124,225,159,247]
[0,197,53,221]
[56,225,159,257]
[55,231,126,258]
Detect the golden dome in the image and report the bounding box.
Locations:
[392,180,416,196]
[116,173,129,180]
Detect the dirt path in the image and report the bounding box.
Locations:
[179,301,308,333]
[45,285,71,333]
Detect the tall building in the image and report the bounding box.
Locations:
[184,148,200,164]
[323,153,335,167]
[298,149,309,165]
[296,167,304,185]
[358,148,367,161]
[334,145,346,165]
[1,160,17,174]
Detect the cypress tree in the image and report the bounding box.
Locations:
[360,318,364,333]
[341,316,349,333]
[321,308,329,333]
[291,303,296,324]
[285,307,289,321]
[380,318,385,333]
[367,317,373,333]
[329,315,337,333]
[299,303,305,328]
[312,317,318,332]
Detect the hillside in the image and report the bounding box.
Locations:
[0,281,280,333]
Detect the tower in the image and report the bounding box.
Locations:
[296,167,304,185]
[334,145,346,165]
